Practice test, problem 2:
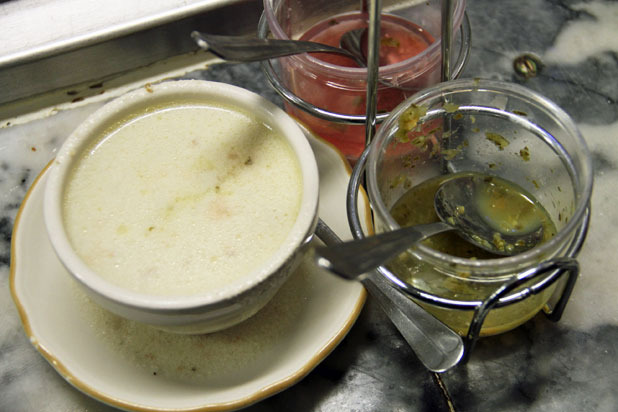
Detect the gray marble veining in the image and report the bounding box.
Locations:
[2,0,618,411]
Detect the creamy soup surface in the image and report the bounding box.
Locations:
[63,103,302,296]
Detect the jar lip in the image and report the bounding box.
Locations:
[262,0,465,78]
[366,78,594,276]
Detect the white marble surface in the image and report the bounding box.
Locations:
[2,0,618,411]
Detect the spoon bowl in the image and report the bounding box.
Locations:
[435,174,545,256]
[339,28,367,65]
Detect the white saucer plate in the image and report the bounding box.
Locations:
[10,132,371,411]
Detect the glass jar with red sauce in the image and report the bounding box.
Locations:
[262,0,469,163]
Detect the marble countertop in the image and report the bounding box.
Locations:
[1,0,617,411]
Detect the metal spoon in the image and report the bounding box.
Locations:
[191,30,400,88]
[316,174,545,280]
[191,31,364,65]
[315,218,464,373]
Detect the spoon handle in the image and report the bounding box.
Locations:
[315,221,452,279]
[191,31,356,62]
[314,219,463,372]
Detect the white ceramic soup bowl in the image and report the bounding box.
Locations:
[44,80,319,334]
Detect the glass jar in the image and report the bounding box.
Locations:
[358,79,593,336]
[260,0,469,164]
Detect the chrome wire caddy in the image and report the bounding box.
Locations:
[258,0,590,368]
